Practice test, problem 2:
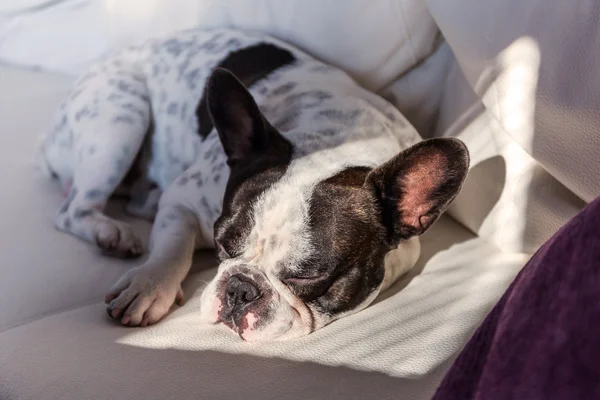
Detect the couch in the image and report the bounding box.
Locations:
[0,1,595,399]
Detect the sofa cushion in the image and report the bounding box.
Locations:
[378,40,452,138]
[0,0,439,92]
[426,0,593,253]
[0,60,527,399]
[429,0,600,205]
[437,57,585,254]
[0,304,454,400]
[0,214,527,399]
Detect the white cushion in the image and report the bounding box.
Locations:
[0,65,527,399]
[378,40,453,138]
[427,0,593,253]
[0,0,111,74]
[434,56,585,254]
[0,231,526,400]
[429,0,600,205]
[0,0,439,91]
[0,0,55,14]
[0,305,453,400]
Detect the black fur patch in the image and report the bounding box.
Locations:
[283,139,469,317]
[208,65,294,262]
[284,166,389,316]
[196,43,296,138]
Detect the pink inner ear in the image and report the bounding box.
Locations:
[398,151,446,229]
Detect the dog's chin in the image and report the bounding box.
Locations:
[236,312,306,342]
[199,296,312,341]
[221,307,312,342]
[199,275,315,341]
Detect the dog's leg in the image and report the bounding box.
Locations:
[120,135,162,221]
[53,110,150,257]
[105,201,201,326]
[125,178,162,221]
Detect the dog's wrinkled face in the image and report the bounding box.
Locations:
[199,69,470,341]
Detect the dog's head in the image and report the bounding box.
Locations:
[199,68,470,341]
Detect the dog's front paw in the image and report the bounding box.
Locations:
[104,267,184,327]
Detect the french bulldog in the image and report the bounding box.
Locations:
[36,28,469,341]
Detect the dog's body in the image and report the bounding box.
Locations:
[38,29,469,341]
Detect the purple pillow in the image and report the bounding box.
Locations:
[433,197,600,399]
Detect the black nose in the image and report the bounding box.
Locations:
[225,275,261,311]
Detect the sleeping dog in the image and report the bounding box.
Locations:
[37,29,469,341]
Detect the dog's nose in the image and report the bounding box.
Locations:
[225,275,260,310]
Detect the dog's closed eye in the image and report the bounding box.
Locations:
[216,240,232,259]
[282,275,328,286]
[282,273,336,301]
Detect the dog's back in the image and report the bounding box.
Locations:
[40,28,411,191]
[36,28,414,256]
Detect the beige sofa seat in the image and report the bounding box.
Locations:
[0,65,528,399]
[0,67,151,331]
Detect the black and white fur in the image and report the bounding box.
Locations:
[37,29,469,341]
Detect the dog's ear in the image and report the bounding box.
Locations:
[206,67,290,166]
[366,138,469,245]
